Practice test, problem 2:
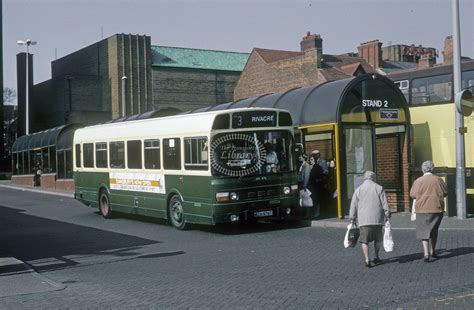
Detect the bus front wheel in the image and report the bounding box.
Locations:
[99,191,113,219]
[168,195,186,230]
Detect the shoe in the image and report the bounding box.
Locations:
[431,252,438,258]
[423,256,431,263]
[373,258,383,265]
[364,261,372,268]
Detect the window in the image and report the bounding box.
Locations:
[110,141,125,168]
[462,70,474,93]
[75,144,81,168]
[95,142,108,168]
[163,138,181,170]
[184,137,208,170]
[127,140,142,169]
[144,139,161,169]
[83,143,94,168]
[411,74,452,105]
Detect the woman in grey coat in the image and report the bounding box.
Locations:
[349,171,390,268]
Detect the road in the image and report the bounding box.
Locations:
[0,186,473,309]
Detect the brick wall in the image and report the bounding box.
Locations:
[152,68,240,112]
[375,133,410,212]
[11,175,34,187]
[40,173,56,189]
[55,179,75,192]
[304,140,333,160]
[234,52,319,100]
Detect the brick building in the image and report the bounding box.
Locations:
[16,33,249,135]
[234,32,376,100]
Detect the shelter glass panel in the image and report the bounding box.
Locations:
[345,127,373,197]
[57,151,65,179]
[66,150,73,178]
[49,147,56,173]
[42,148,49,172]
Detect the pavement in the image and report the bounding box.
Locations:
[1,180,473,302]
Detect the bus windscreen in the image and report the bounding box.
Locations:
[210,130,293,177]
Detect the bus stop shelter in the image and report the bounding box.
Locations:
[190,74,411,218]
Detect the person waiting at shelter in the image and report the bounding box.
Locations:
[308,153,324,218]
[349,170,390,268]
[33,161,42,187]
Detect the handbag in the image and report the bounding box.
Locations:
[411,199,416,221]
[299,189,313,207]
[347,223,360,248]
[383,220,394,252]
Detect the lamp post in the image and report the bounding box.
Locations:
[17,39,36,135]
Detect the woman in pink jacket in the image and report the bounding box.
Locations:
[410,160,448,262]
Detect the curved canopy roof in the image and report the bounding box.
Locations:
[12,124,82,153]
[189,74,409,127]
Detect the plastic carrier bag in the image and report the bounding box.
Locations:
[299,189,313,207]
[383,221,394,252]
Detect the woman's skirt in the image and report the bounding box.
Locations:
[359,225,383,243]
[416,213,444,240]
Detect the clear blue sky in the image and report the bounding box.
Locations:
[3,0,473,100]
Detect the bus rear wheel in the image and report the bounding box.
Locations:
[99,191,113,219]
[168,195,186,230]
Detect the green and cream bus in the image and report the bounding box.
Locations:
[73,108,298,229]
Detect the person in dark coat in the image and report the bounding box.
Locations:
[308,153,324,218]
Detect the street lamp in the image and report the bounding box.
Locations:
[17,39,37,135]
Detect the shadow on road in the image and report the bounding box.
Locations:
[385,247,474,264]
[0,206,159,271]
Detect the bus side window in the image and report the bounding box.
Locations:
[75,144,81,168]
[110,141,125,169]
[163,138,181,170]
[127,140,142,169]
[184,137,208,170]
[144,139,161,169]
[83,143,94,168]
[95,142,108,168]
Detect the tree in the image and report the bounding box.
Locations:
[3,87,16,104]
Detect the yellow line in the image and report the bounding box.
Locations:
[298,122,337,130]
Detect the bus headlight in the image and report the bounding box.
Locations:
[283,186,290,195]
[216,192,229,202]
[230,192,239,201]
[291,184,298,193]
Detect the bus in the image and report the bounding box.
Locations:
[73,108,298,229]
[388,60,474,211]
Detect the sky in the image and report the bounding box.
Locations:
[3,0,474,103]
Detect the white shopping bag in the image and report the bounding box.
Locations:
[411,199,416,221]
[383,221,394,252]
[343,224,352,248]
[299,189,313,207]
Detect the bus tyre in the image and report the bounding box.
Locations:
[99,191,113,219]
[168,195,186,230]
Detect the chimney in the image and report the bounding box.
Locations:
[442,35,453,65]
[300,32,323,67]
[357,40,383,69]
[418,54,435,69]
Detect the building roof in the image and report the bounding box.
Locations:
[254,48,304,63]
[151,46,249,72]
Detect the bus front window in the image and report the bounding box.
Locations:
[211,130,293,177]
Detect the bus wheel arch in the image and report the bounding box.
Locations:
[98,187,113,219]
[167,193,187,230]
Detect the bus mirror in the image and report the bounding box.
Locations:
[455,89,474,117]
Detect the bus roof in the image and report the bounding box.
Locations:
[73,107,289,142]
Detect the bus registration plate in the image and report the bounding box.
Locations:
[254,210,273,218]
